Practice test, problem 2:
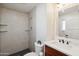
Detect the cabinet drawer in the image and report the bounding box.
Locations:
[45,45,67,56]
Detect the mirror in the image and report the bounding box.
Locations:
[58,4,79,40]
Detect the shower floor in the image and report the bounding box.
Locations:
[9,48,31,56]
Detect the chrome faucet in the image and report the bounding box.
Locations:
[58,39,70,45]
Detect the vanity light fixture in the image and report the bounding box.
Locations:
[57,3,65,12]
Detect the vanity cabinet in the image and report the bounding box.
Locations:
[45,45,67,56]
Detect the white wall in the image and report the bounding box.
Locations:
[29,7,36,51]
[29,4,58,51]
[29,4,47,51]
[36,4,47,43]
[47,4,58,41]
[0,7,29,55]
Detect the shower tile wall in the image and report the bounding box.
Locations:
[0,7,29,55]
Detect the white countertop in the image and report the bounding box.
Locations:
[45,37,79,56]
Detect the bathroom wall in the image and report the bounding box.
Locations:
[29,4,47,51]
[47,4,58,41]
[35,4,47,43]
[28,7,36,51]
[29,4,58,51]
[0,7,29,55]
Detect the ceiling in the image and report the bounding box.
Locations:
[0,3,38,13]
[59,5,79,16]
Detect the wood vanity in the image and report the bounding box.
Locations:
[45,45,67,56]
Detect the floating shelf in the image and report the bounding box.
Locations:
[0,24,8,26]
[0,31,8,33]
[25,29,30,32]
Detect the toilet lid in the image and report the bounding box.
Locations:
[24,52,37,56]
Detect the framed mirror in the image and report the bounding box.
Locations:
[58,4,79,40]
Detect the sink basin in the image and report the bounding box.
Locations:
[45,37,79,55]
[50,41,72,50]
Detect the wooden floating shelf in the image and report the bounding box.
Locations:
[0,31,8,33]
[25,30,30,32]
[0,24,8,26]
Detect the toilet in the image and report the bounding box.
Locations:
[24,41,44,56]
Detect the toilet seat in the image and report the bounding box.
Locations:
[24,52,37,56]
